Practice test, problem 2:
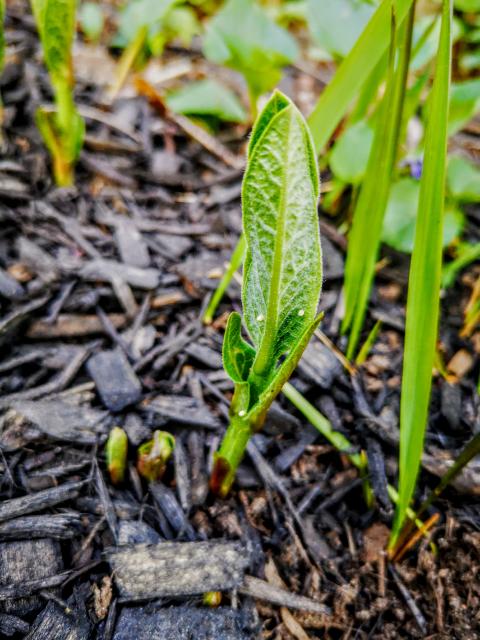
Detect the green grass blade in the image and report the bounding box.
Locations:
[390,0,453,549]
[307,0,415,154]
[343,1,415,359]
[203,234,246,325]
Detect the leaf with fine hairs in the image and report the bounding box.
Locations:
[241,91,322,378]
[222,312,256,384]
[42,0,76,84]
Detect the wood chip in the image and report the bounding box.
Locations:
[239,576,330,616]
[113,605,251,640]
[87,349,142,412]
[109,541,250,599]
[0,539,63,614]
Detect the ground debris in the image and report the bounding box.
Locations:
[113,605,253,640]
[0,539,63,615]
[87,348,142,411]
[108,540,250,599]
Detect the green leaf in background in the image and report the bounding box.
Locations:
[329,119,374,184]
[115,0,178,46]
[307,0,375,59]
[410,15,462,72]
[382,178,464,253]
[307,0,415,154]
[454,0,480,10]
[448,79,480,134]
[162,6,200,47]
[390,0,453,550]
[447,155,480,202]
[0,0,5,76]
[242,90,322,377]
[203,0,298,113]
[166,79,247,123]
[78,2,104,42]
[222,311,256,384]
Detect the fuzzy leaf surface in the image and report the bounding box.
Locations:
[222,312,256,384]
[41,0,76,84]
[242,91,322,373]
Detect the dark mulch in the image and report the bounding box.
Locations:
[0,4,479,639]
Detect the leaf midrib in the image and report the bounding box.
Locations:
[253,106,292,377]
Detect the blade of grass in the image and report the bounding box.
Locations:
[355,320,382,366]
[389,0,453,550]
[342,1,416,359]
[307,0,415,155]
[203,234,246,325]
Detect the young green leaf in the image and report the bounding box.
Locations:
[382,178,464,253]
[447,154,480,202]
[78,2,104,42]
[448,78,480,134]
[166,79,247,124]
[390,0,453,549]
[203,0,298,115]
[0,0,5,76]
[329,119,374,185]
[211,90,322,497]
[31,0,84,185]
[42,0,76,85]
[307,0,375,59]
[242,91,322,377]
[222,311,256,384]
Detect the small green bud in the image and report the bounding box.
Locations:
[106,427,128,485]
[203,591,222,607]
[137,431,175,482]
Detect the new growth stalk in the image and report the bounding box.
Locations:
[31,0,84,186]
[210,90,323,497]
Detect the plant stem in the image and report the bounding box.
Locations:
[210,413,252,498]
[203,234,246,325]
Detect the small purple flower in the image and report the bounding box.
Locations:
[409,158,423,180]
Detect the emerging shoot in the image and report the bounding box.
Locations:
[210,90,323,497]
[137,430,175,483]
[31,0,84,186]
[106,426,128,485]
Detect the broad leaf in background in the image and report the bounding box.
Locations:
[447,155,480,202]
[454,0,480,9]
[307,0,375,59]
[329,119,374,184]
[382,178,464,253]
[448,79,480,134]
[242,90,322,376]
[114,0,178,47]
[166,79,247,123]
[203,0,298,115]
[78,1,104,42]
[390,0,453,550]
